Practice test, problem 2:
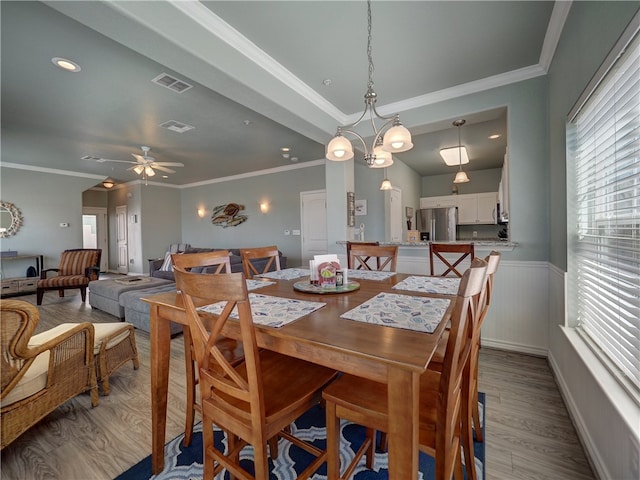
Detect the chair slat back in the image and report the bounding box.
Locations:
[483,250,502,309]
[346,241,379,269]
[429,243,475,277]
[58,249,101,277]
[171,250,232,274]
[438,258,487,452]
[174,270,262,420]
[239,246,281,278]
[349,245,398,272]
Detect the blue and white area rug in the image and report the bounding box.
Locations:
[116,395,485,480]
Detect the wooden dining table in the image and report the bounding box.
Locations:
[143,271,455,479]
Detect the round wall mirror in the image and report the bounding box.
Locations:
[0,201,23,238]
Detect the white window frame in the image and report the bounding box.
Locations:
[567,14,640,401]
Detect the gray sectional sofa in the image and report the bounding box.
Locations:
[148,247,287,281]
[89,245,287,335]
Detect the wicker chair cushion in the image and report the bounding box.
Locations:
[37,274,90,288]
[58,250,100,277]
[1,351,50,406]
[92,323,133,353]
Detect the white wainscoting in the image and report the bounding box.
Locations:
[397,255,550,356]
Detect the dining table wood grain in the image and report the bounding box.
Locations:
[143,272,454,479]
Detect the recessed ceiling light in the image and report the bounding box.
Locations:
[281,147,290,152]
[489,134,501,140]
[51,57,81,72]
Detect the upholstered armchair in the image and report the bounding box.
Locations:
[36,249,101,305]
[0,300,99,449]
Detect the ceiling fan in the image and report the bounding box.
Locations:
[82,146,184,178]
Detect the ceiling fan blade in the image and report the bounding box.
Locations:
[96,158,137,164]
[153,162,184,167]
[151,165,176,174]
[131,153,149,163]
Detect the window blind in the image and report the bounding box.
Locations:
[567,28,640,394]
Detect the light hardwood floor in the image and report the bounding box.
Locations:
[1,287,595,480]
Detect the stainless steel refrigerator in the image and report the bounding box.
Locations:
[416,207,458,241]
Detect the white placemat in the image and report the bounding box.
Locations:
[340,292,450,333]
[392,276,460,295]
[345,269,396,281]
[256,268,310,280]
[246,279,276,291]
[198,293,325,328]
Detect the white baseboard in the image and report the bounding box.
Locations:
[481,338,547,357]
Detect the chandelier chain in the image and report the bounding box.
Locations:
[367,0,374,90]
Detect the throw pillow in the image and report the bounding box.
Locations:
[159,252,175,272]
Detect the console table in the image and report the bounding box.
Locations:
[0,254,43,297]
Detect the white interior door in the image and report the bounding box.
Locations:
[82,207,109,272]
[390,188,402,242]
[300,190,327,264]
[116,205,128,274]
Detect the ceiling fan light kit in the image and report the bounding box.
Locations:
[82,145,184,184]
[326,0,413,170]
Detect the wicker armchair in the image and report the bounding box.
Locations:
[37,249,101,305]
[0,300,99,449]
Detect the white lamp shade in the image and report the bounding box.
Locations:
[133,165,144,175]
[454,170,470,183]
[326,135,354,161]
[145,166,156,177]
[371,145,394,168]
[382,125,413,153]
[380,178,393,190]
[440,146,469,166]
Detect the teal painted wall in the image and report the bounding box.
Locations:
[180,164,326,267]
[547,1,639,270]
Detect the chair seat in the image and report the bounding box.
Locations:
[209,350,337,424]
[322,370,441,446]
[37,275,89,288]
[1,351,51,407]
[29,322,139,396]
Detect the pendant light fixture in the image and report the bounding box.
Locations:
[380,168,392,190]
[326,0,413,167]
[452,119,470,184]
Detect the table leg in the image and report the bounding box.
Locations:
[151,304,172,474]
[387,368,420,479]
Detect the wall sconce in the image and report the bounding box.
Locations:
[259,202,269,214]
[197,208,206,218]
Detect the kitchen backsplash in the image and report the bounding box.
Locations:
[457,224,506,241]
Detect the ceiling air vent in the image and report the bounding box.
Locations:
[159,120,195,133]
[81,155,101,161]
[152,73,193,94]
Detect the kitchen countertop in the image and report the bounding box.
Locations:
[337,240,517,251]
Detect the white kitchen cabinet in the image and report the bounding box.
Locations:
[419,195,458,209]
[456,192,498,224]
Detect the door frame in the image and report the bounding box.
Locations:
[82,207,109,272]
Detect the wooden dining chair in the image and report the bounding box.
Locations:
[345,241,379,269]
[322,258,488,480]
[349,244,398,272]
[171,251,242,447]
[429,242,475,277]
[426,250,501,460]
[239,245,281,279]
[173,269,338,480]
